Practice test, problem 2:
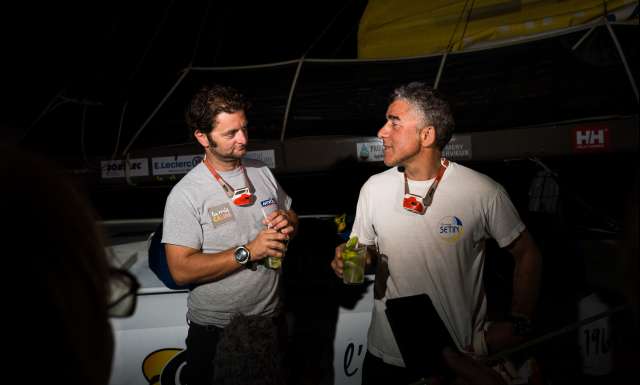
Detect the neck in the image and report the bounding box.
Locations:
[403,150,441,180]
[205,151,240,172]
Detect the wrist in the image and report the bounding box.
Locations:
[244,242,255,260]
[233,245,251,265]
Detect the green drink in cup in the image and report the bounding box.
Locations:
[261,207,286,270]
[342,236,366,284]
[266,236,287,269]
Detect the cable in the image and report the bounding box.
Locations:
[435,0,476,89]
[127,0,176,85]
[302,0,355,58]
[111,100,128,160]
[189,0,213,66]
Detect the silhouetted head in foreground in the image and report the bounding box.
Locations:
[2,145,126,385]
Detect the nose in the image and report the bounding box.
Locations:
[236,128,248,144]
[378,122,390,139]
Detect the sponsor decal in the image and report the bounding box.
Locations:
[142,348,186,385]
[572,126,610,152]
[442,134,472,160]
[356,140,384,162]
[101,158,149,179]
[208,203,235,227]
[244,149,276,169]
[260,198,276,208]
[152,155,203,176]
[438,216,464,243]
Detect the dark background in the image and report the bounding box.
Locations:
[3,2,638,383]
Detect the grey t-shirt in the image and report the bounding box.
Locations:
[162,158,292,327]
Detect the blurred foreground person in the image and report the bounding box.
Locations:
[213,313,286,385]
[3,145,138,385]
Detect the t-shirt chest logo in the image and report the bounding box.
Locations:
[260,198,276,208]
[208,203,235,227]
[438,216,464,243]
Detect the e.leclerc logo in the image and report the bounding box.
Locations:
[438,216,464,243]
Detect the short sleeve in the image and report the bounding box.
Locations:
[162,188,203,250]
[486,185,526,248]
[350,181,376,245]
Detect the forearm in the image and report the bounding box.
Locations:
[510,234,542,317]
[486,231,542,353]
[166,245,241,286]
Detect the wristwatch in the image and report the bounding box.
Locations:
[508,313,534,337]
[234,246,251,266]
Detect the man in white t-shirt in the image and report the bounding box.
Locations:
[331,82,542,384]
[162,84,298,385]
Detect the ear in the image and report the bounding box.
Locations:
[194,130,210,148]
[420,126,437,148]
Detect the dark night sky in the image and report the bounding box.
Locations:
[2,1,637,170]
[2,0,367,148]
[2,2,636,228]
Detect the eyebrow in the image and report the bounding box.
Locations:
[387,114,400,122]
[221,124,248,135]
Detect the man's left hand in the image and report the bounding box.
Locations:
[264,209,298,237]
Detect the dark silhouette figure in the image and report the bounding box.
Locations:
[3,145,136,385]
[213,313,286,385]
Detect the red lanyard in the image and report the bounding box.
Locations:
[403,158,449,211]
[202,157,251,199]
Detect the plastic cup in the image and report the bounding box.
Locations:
[266,255,282,269]
[342,244,366,284]
[265,233,288,269]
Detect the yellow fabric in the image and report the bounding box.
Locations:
[358,0,637,58]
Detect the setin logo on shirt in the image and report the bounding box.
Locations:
[438,216,464,243]
[260,198,276,208]
[208,203,235,227]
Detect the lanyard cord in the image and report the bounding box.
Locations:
[202,156,251,198]
[404,158,449,208]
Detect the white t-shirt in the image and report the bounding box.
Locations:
[351,161,525,367]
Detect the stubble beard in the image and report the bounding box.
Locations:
[206,134,245,165]
[385,144,421,168]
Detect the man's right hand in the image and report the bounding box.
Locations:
[246,228,288,261]
[330,243,346,278]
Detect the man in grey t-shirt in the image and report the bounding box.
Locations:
[162,84,298,385]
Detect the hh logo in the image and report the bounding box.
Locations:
[573,127,610,152]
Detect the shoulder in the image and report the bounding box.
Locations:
[364,167,400,188]
[447,162,502,195]
[167,163,208,201]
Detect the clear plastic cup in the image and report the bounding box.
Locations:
[342,244,366,284]
[265,232,287,270]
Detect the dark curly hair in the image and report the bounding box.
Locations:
[391,82,455,150]
[213,313,285,385]
[186,84,250,134]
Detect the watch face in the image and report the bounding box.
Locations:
[234,247,250,264]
